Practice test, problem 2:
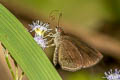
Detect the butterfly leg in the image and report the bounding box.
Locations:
[44,32,54,38]
[53,46,59,66]
[46,43,55,48]
[46,38,54,45]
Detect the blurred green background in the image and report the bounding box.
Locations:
[3,0,120,30]
[1,0,120,80]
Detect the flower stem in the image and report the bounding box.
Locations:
[5,50,16,80]
[19,72,24,80]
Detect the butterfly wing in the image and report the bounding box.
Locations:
[77,41,103,68]
[61,35,103,68]
[58,39,83,72]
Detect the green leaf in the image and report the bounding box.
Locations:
[0,4,62,80]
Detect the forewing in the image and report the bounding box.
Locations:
[62,35,103,68]
[58,39,83,72]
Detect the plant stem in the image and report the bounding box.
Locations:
[19,72,24,80]
[5,50,16,80]
[15,66,19,80]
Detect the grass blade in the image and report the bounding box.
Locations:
[0,4,62,80]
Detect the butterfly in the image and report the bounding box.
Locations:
[47,26,103,72]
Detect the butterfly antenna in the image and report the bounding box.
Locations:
[49,10,59,21]
[49,10,62,27]
[58,12,62,27]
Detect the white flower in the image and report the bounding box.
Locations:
[34,36,47,49]
[29,20,52,37]
[104,69,120,80]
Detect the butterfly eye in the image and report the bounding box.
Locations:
[58,29,61,32]
[56,27,62,32]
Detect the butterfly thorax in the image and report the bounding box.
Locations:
[54,32,63,47]
[53,26,65,46]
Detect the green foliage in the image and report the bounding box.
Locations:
[0,4,62,80]
[66,71,105,80]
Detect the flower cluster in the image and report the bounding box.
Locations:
[34,36,47,49]
[29,20,52,37]
[29,20,51,49]
[104,69,120,80]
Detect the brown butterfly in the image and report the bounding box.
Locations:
[46,26,103,72]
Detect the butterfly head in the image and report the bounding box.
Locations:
[55,26,64,34]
